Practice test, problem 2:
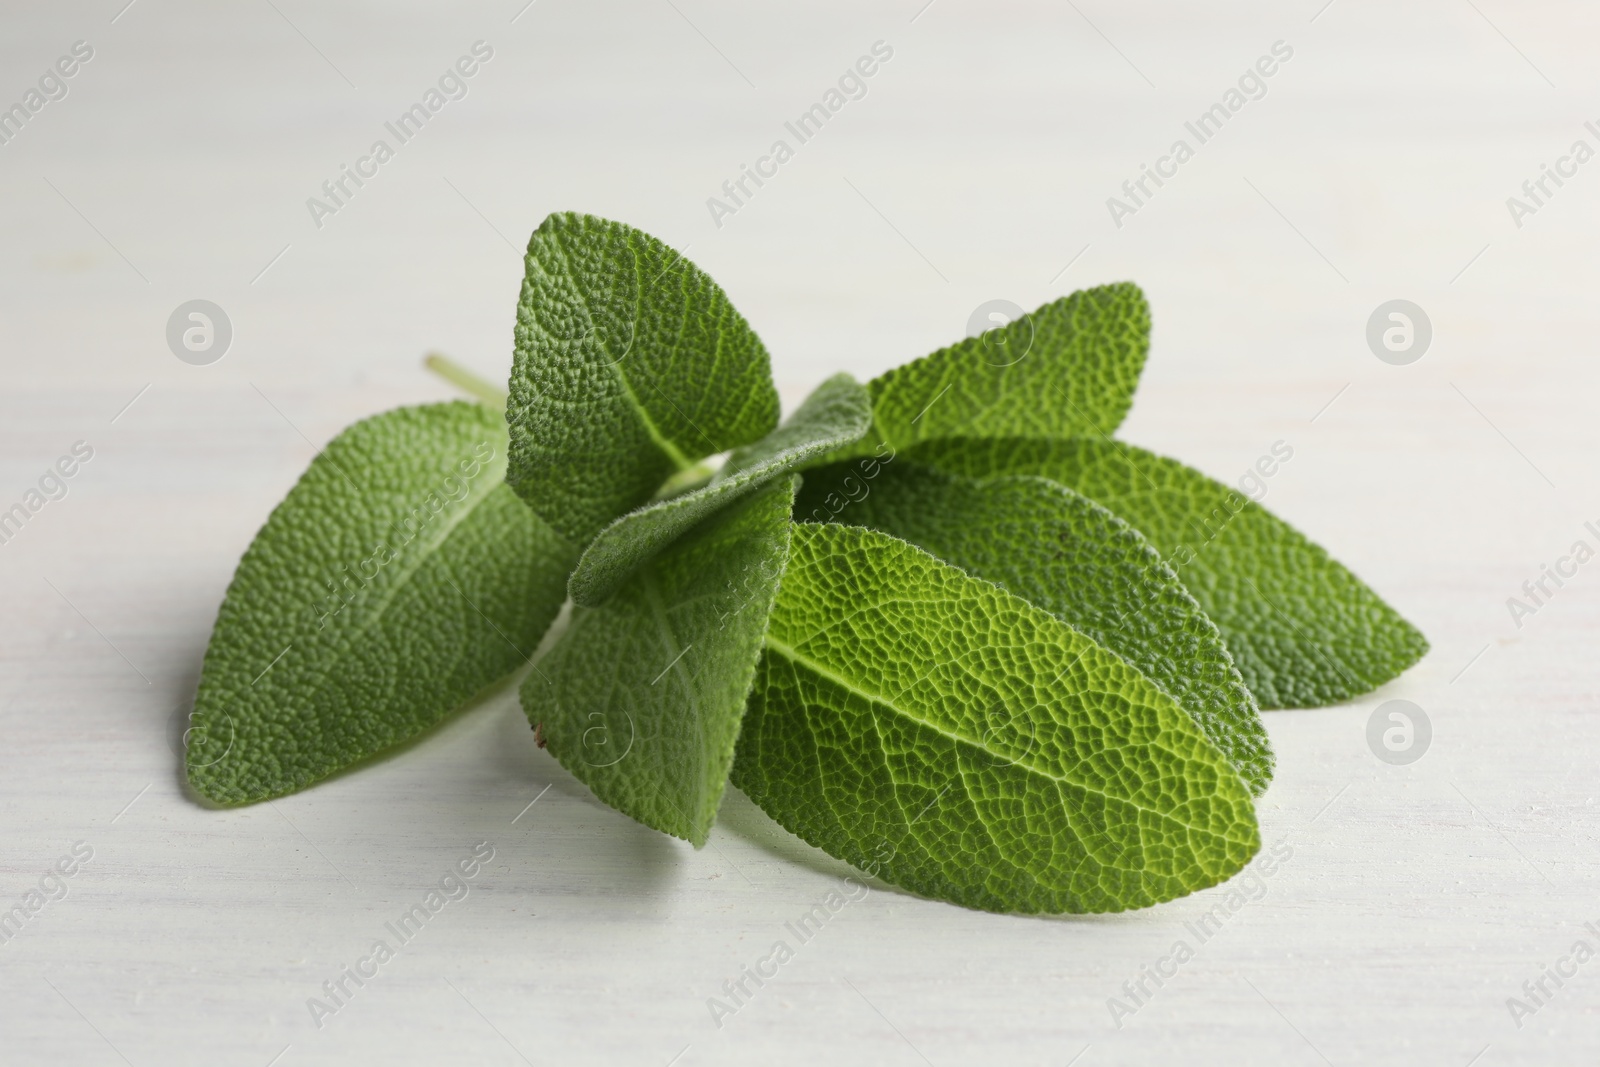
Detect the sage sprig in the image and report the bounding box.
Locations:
[185,211,1426,914]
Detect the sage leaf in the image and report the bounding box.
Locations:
[189,402,573,805]
[903,437,1429,708]
[568,373,870,606]
[732,522,1261,914]
[827,283,1149,465]
[505,212,781,547]
[796,461,1273,795]
[525,478,795,846]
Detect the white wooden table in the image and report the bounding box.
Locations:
[2,1,1596,1063]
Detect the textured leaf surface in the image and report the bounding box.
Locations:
[795,461,1273,795]
[189,403,573,805]
[568,373,869,606]
[732,523,1260,914]
[526,479,795,846]
[505,212,781,546]
[904,437,1429,708]
[829,284,1149,463]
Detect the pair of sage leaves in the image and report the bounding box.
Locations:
[186,212,1426,914]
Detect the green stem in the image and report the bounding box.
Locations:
[424,353,508,413]
[653,462,715,501]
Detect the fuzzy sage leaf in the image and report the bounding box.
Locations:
[796,461,1274,795]
[903,437,1429,708]
[733,522,1261,914]
[189,402,573,805]
[526,478,795,845]
[825,283,1149,465]
[506,212,781,547]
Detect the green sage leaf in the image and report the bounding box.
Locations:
[525,478,796,846]
[903,437,1429,708]
[732,522,1260,914]
[568,373,869,606]
[795,461,1273,795]
[506,212,781,547]
[189,402,573,805]
[828,283,1149,464]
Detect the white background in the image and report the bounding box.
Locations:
[2,1,1597,1064]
